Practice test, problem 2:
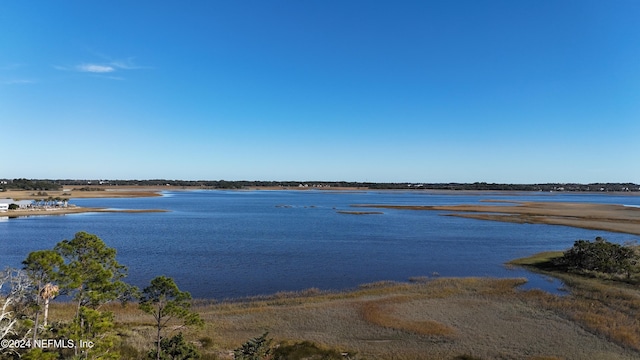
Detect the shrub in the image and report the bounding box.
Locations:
[148,332,200,360]
[233,332,272,360]
[556,237,638,279]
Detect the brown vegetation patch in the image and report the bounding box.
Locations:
[1,187,164,200]
[44,277,634,359]
[360,296,456,338]
[354,201,640,235]
[516,273,640,352]
[511,250,640,353]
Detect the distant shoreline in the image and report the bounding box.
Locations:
[2,187,640,223]
[0,186,176,217]
[3,183,640,201]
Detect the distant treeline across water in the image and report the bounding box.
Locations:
[2,178,639,192]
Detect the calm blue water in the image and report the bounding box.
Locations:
[1,190,639,299]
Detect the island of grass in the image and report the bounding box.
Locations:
[510,236,640,282]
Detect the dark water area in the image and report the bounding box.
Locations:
[1,190,639,299]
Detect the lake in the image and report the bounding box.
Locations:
[1,190,639,299]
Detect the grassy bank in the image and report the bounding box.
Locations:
[508,251,564,267]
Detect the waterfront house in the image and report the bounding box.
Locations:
[0,199,11,212]
[15,200,34,209]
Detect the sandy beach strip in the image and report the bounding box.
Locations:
[353,201,640,235]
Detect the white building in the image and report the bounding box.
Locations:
[0,199,11,212]
[0,198,33,211]
[15,200,34,209]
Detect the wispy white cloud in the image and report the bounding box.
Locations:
[76,63,116,73]
[55,57,146,79]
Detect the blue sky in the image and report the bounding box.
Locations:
[1,1,638,183]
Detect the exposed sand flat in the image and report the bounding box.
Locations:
[355,202,640,235]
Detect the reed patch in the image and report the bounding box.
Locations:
[360,296,456,338]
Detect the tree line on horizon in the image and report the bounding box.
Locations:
[2,179,639,192]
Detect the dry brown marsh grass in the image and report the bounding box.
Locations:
[511,251,640,352]
[360,296,456,338]
[355,201,640,235]
[42,277,640,360]
[518,275,640,352]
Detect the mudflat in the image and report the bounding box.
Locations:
[356,201,640,235]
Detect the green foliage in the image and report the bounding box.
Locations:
[22,250,63,287]
[139,276,196,322]
[147,332,200,360]
[22,348,60,360]
[22,250,64,339]
[73,187,105,192]
[233,332,272,360]
[140,276,202,360]
[54,231,132,309]
[4,179,61,191]
[63,307,119,360]
[50,232,133,359]
[75,307,114,339]
[557,237,638,278]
